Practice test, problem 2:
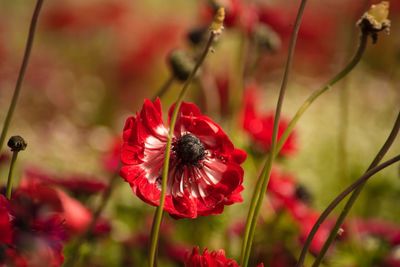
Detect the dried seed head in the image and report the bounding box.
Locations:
[210,7,225,35]
[7,136,27,152]
[357,1,390,43]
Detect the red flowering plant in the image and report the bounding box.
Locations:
[0,188,66,267]
[120,99,246,218]
[267,168,337,255]
[18,169,111,238]
[242,85,297,157]
[0,1,399,267]
[184,247,240,267]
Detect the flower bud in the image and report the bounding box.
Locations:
[7,135,27,152]
[168,50,195,82]
[187,26,208,46]
[357,1,390,43]
[252,23,281,53]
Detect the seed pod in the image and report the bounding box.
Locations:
[168,50,195,82]
[7,136,27,152]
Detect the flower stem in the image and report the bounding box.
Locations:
[310,110,400,267]
[5,151,19,199]
[276,32,368,153]
[63,173,119,267]
[296,112,400,267]
[151,75,175,101]
[148,32,216,267]
[239,1,308,266]
[292,155,400,267]
[0,0,44,152]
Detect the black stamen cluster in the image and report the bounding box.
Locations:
[174,134,206,166]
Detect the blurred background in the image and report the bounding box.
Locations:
[0,0,399,266]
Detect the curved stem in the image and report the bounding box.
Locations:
[0,0,44,152]
[276,32,368,153]
[296,111,400,267]
[240,1,308,266]
[63,174,119,267]
[148,32,215,267]
[293,154,400,267]
[151,75,175,101]
[310,110,400,267]
[5,151,19,199]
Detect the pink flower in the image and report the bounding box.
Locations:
[184,247,239,267]
[120,99,246,218]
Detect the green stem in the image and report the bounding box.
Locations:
[6,151,19,199]
[0,0,44,152]
[310,111,400,267]
[148,32,216,267]
[240,1,308,266]
[276,32,368,153]
[291,154,400,267]
[151,75,175,102]
[338,78,350,183]
[63,173,119,267]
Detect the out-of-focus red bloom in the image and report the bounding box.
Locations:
[102,137,122,173]
[267,168,333,254]
[352,218,400,246]
[184,247,239,267]
[0,195,13,245]
[242,86,297,157]
[42,1,128,33]
[23,167,107,196]
[116,22,184,84]
[0,187,66,267]
[257,4,337,73]
[215,73,230,116]
[385,248,400,267]
[19,171,110,237]
[120,99,246,218]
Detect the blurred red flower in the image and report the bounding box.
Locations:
[184,247,239,267]
[0,189,66,267]
[19,170,110,237]
[42,1,128,33]
[267,168,334,254]
[23,167,107,197]
[120,99,246,218]
[242,86,297,157]
[0,195,13,245]
[102,137,122,173]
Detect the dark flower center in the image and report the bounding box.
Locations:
[174,134,206,166]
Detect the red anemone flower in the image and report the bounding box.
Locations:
[120,99,246,218]
[184,247,239,267]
